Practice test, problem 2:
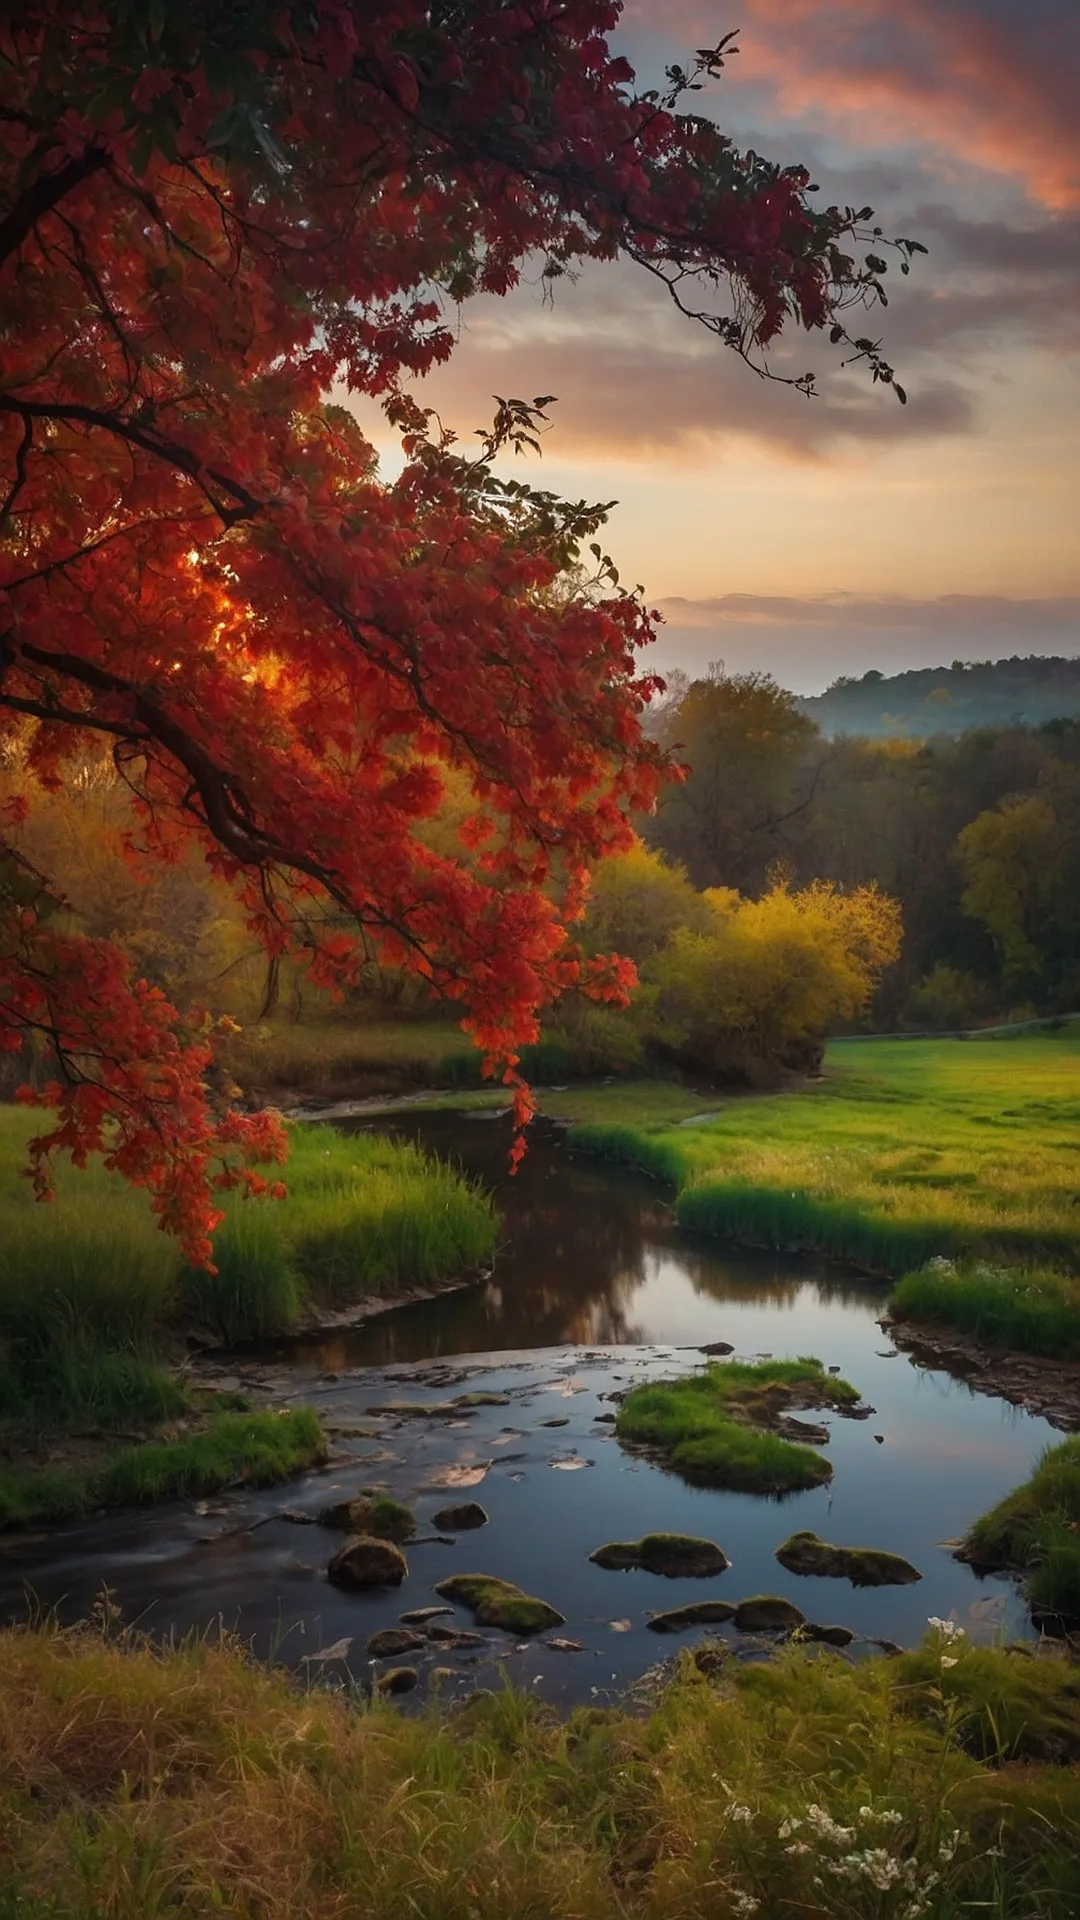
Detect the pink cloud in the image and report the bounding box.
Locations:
[631,1,1080,209]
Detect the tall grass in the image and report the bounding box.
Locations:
[0,1108,497,1441]
[893,1258,1080,1359]
[566,1032,1080,1279]
[2,1623,1080,1918]
[615,1359,857,1493]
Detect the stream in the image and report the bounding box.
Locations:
[0,1110,1057,1706]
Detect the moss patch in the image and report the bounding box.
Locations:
[589,1534,729,1578]
[776,1530,923,1587]
[732,1596,806,1632]
[646,1601,736,1633]
[614,1359,858,1493]
[434,1573,564,1633]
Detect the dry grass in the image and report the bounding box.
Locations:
[2,1622,1080,1917]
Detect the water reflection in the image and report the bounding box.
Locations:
[268,1113,886,1373]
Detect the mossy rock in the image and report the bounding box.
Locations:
[776,1530,922,1587]
[646,1600,736,1633]
[733,1595,805,1632]
[327,1535,407,1591]
[425,1623,486,1649]
[430,1501,488,1532]
[375,1666,418,1695]
[589,1533,728,1578]
[797,1622,856,1647]
[453,1393,511,1409]
[435,1573,564,1634]
[318,1493,415,1541]
[366,1627,426,1658]
[399,1605,454,1626]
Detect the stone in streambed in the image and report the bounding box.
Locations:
[646,1600,736,1633]
[318,1492,415,1540]
[366,1627,426,1658]
[425,1623,486,1648]
[797,1622,856,1647]
[430,1501,488,1532]
[589,1533,729,1578]
[733,1595,805,1632]
[400,1605,454,1626]
[775,1530,922,1587]
[375,1666,418,1695]
[435,1573,564,1634]
[327,1535,407,1591]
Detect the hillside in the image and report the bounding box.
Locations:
[798,654,1080,738]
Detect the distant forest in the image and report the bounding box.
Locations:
[797,654,1080,739]
[646,665,1080,1029]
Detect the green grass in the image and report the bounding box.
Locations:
[963,1437,1080,1623]
[615,1359,857,1493]
[0,1108,497,1365]
[4,1623,1080,1917]
[564,1031,1080,1277]
[0,1410,326,1529]
[893,1257,1080,1359]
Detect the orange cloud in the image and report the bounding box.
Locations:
[634,0,1080,209]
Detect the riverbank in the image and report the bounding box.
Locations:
[3,1618,1079,1920]
[0,1109,494,1519]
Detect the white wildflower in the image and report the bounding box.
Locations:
[926,1616,964,1643]
[784,1841,812,1857]
[940,1655,958,1669]
[858,1805,903,1825]
[939,1828,960,1863]
[730,1894,759,1918]
[728,1804,753,1824]
[777,1817,803,1839]
[804,1804,857,1845]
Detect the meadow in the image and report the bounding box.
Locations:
[3,1619,1080,1920]
[563,1028,1080,1285]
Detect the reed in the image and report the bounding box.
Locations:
[963,1436,1080,1622]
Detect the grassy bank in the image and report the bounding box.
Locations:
[564,1030,1080,1281]
[963,1437,1080,1625]
[0,1107,495,1500]
[2,1622,1080,1919]
[892,1257,1080,1360]
[0,1409,326,1529]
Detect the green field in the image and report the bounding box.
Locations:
[563,1030,1080,1278]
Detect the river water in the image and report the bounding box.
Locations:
[0,1110,1056,1704]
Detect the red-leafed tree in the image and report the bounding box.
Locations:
[0,3,917,1263]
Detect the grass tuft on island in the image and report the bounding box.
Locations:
[0,1409,326,1530]
[614,1359,858,1493]
[4,1621,1080,1917]
[961,1436,1080,1625]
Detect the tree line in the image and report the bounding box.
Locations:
[644,668,1080,1028]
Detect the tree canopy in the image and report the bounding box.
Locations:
[0,2,911,1260]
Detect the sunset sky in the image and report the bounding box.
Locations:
[372,0,1080,692]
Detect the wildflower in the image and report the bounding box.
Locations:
[859,1805,903,1825]
[784,1841,812,1856]
[804,1804,856,1845]
[730,1895,759,1918]
[939,1828,960,1863]
[926,1615,964,1643]
[778,1817,803,1839]
[940,1654,958,1668]
[728,1804,753,1824]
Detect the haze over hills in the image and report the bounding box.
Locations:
[795,656,1080,740]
